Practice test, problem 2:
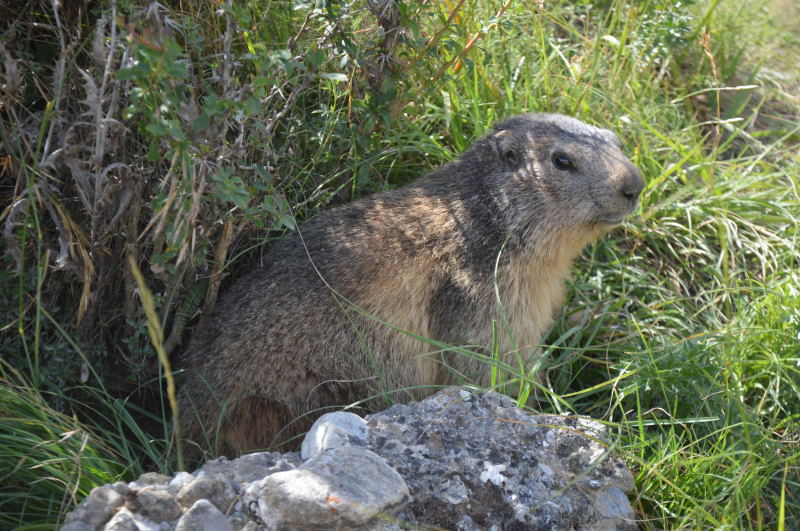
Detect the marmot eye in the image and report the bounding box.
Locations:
[552,152,574,171]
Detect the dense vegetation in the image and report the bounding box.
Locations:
[1,0,798,528]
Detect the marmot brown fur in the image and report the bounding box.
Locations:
[178,113,644,456]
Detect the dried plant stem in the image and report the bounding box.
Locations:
[699,27,722,179]
[39,0,71,166]
[263,74,313,140]
[128,255,184,471]
[137,150,181,242]
[203,218,235,318]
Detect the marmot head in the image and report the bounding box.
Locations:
[482,113,644,246]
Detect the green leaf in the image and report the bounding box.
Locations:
[211,168,250,210]
[192,113,210,131]
[244,96,262,117]
[307,49,325,68]
[253,164,272,183]
[278,214,296,230]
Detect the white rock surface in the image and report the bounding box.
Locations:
[256,446,410,528]
[300,411,369,460]
[174,499,233,531]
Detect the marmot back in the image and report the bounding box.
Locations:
[178,113,644,457]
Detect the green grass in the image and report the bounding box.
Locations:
[0,373,130,529]
[1,0,798,528]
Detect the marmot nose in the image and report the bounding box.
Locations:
[620,168,644,202]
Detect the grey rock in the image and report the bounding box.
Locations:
[110,482,131,497]
[200,451,301,484]
[102,509,136,531]
[62,387,637,530]
[228,511,250,530]
[365,387,637,530]
[300,411,369,460]
[133,488,181,522]
[177,475,237,513]
[103,507,160,531]
[433,475,469,504]
[194,456,235,481]
[592,485,636,519]
[62,485,124,530]
[174,499,233,531]
[168,471,194,491]
[455,514,481,531]
[255,446,410,528]
[234,452,301,483]
[130,472,171,488]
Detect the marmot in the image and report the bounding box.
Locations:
[178,113,644,456]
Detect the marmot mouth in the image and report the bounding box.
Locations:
[590,198,638,227]
[594,215,628,226]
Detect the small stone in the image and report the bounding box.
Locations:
[455,514,481,531]
[177,475,237,513]
[169,471,194,490]
[255,446,410,528]
[131,472,171,487]
[103,508,137,530]
[62,485,123,529]
[134,488,181,522]
[197,456,234,481]
[110,482,131,496]
[592,486,635,519]
[233,451,300,483]
[103,507,160,531]
[174,499,233,531]
[300,411,368,460]
[603,460,636,493]
[577,417,607,437]
[435,476,469,504]
[228,511,249,530]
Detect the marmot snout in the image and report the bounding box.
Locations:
[179,113,644,456]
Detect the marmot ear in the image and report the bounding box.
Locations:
[493,129,518,166]
[600,128,622,147]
